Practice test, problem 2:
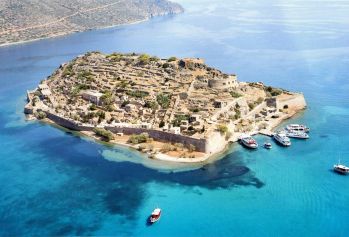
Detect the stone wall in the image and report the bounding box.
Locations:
[45,112,95,131]
[105,126,207,152]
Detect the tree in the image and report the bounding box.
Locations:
[217,124,228,134]
[167,56,177,62]
[93,128,114,142]
[157,93,171,109]
[188,144,196,153]
[101,91,114,106]
[230,91,242,98]
[138,54,150,64]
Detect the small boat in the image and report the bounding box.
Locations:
[240,135,258,149]
[333,161,349,174]
[149,208,161,223]
[285,131,309,139]
[273,132,291,146]
[264,142,272,149]
[285,124,310,133]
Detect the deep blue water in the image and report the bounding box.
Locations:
[1,0,349,236]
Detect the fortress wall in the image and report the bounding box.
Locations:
[106,126,207,152]
[46,112,94,131]
[208,75,237,90]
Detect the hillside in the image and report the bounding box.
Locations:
[0,0,183,46]
[24,52,306,160]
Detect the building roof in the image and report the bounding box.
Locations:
[83,90,103,97]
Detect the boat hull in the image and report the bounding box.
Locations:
[273,136,291,146]
[333,166,349,175]
[240,140,258,149]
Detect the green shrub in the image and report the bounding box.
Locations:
[257,97,264,104]
[172,114,189,127]
[89,104,97,111]
[167,57,177,62]
[100,91,114,106]
[126,90,149,98]
[93,128,114,142]
[217,124,228,134]
[62,63,75,77]
[144,101,158,110]
[150,56,160,62]
[188,144,196,153]
[138,54,150,64]
[35,111,47,120]
[157,93,171,109]
[230,91,242,98]
[128,133,150,144]
[162,63,170,68]
[248,102,256,110]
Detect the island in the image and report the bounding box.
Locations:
[24,52,307,163]
[0,0,183,47]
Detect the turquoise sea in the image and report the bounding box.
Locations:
[1,0,349,236]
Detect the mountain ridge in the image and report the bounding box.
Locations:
[0,0,183,46]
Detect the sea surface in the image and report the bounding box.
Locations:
[1,0,349,236]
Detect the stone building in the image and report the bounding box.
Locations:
[82,90,103,105]
[208,75,237,90]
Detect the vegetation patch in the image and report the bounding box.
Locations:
[128,133,151,144]
[93,128,114,142]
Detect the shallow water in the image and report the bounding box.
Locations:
[1,0,349,236]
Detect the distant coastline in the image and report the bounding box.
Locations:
[0,0,184,47]
[0,18,148,48]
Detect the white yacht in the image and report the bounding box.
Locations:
[285,124,310,133]
[239,135,258,149]
[285,131,309,139]
[333,161,349,175]
[273,132,291,146]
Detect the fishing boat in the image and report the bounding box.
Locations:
[264,142,272,149]
[285,131,309,139]
[285,124,310,133]
[149,208,161,223]
[273,132,291,146]
[239,135,258,149]
[333,160,349,174]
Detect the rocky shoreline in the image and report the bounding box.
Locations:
[24,52,307,164]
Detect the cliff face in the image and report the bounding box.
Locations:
[0,0,183,46]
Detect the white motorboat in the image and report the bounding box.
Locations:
[149,208,161,223]
[264,142,272,149]
[285,131,309,139]
[285,124,310,133]
[240,135,258,149]
[273,132,291,146]
[333,161,349,174]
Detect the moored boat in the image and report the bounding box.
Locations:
[333,161,349,174]
[285,124,310,133]
[264,142,272,149]
[240,135,258,149]
[273,132,291,146]
[149,208,161,223]
[285,131,309,139]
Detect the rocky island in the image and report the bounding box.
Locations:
[24,52,306,163]
[0,0,183,46]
